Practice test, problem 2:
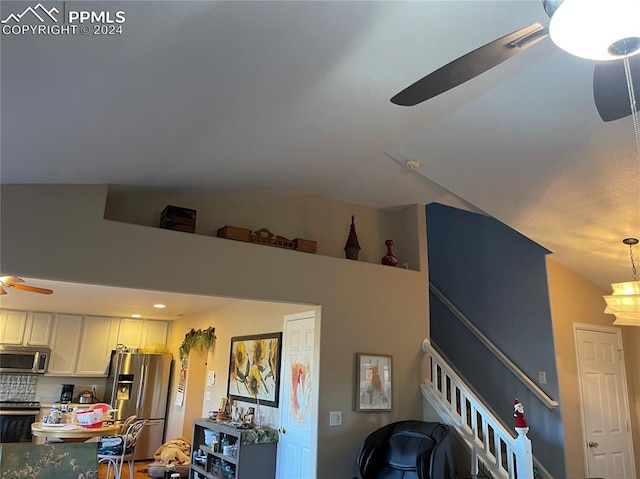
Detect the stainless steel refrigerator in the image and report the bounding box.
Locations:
[104,351,173,460]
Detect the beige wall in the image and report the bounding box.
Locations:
[1,184,431,478]
[547,258,640,479]
[104,186,423,270]
[164,299,310,440]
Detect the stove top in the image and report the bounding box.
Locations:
[0,401,41,409]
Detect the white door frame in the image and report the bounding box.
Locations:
[573,322,636,478]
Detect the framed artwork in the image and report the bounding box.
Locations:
[227,332,282,407]
[355,353,392,412]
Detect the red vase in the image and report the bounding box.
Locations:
[381,239,398,267]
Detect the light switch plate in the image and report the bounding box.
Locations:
[538,371,546,384]
[207,371,216,387]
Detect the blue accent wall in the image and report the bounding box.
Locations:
[426,203,565,478]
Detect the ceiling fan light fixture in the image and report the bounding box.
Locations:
[549,0,640,61]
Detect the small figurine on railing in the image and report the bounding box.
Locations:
[513,398,529,432]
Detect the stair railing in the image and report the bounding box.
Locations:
[429,282,558,409]
[422,339,535,479]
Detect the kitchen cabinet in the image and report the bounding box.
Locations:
[117,319,169,349]
[75,316,120,376]
[190,419,277,479]
[0,310,53,346]
[48,314,120,376]
[0,310,28,344]
[117,318,144,348]
[25,312,53,346]
[141,320,170,347]
[47,314,83,375]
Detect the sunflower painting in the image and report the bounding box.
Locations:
[227,332,282,407]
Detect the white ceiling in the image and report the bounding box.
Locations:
[0,278,239,320]
[2,0,640,311]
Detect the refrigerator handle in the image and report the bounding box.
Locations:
[136,362,147,413]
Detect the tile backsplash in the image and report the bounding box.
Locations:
[0,374,38,401]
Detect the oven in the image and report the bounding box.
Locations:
[0,401,40,443]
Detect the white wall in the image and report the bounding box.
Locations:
[1,184,431,478]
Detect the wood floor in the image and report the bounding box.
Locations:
[98,461,157,479]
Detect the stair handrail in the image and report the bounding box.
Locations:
[429,281,558,409]
[421,339,536,479]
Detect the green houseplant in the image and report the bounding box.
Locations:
[179,327,216,359]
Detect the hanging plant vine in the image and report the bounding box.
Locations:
[179,327,216,359]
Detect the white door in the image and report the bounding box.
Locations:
[276,310,319,479]
[574,324,636,479]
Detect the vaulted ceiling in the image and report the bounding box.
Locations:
[2,1,639,304]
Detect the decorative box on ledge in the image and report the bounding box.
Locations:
[217,225,252,242]
[217,225,317,254]
[160,205,196,233]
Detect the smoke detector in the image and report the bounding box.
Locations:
[404,159,422,170]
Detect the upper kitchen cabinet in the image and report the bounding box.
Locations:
[0,310,52,346]
[0,310,28,344]
[117,318,143,349]
[118,319,169,349]
[142,320,170,347]
[26,312,53,346]
[47,314,83,375]
[75,316,120,376]
[48,314,120,376]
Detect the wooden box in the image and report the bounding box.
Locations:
[217,225,252,242]
[294,238,317,254]
[160,205,196,233]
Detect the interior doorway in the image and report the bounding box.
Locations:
[276,309,320,479]
[574,323,636,479]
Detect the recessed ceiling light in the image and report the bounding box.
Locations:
[132,314,142,318]
[153,304,166,309]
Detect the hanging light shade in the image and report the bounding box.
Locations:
[549,0,640,61]
[604,238,640,326]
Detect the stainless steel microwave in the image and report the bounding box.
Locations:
[0,346,50,374]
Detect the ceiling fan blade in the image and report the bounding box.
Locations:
[391,23,548,106]
[11,284,53,295]
[0,286,6,295]
[593,55,640,122]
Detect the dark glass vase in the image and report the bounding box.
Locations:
[381,239,398,267]
[344,215,361,260]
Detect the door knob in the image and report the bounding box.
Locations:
[278,427,286,434]
[588,441,599,448]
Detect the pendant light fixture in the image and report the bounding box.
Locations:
[603,238,640,325]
